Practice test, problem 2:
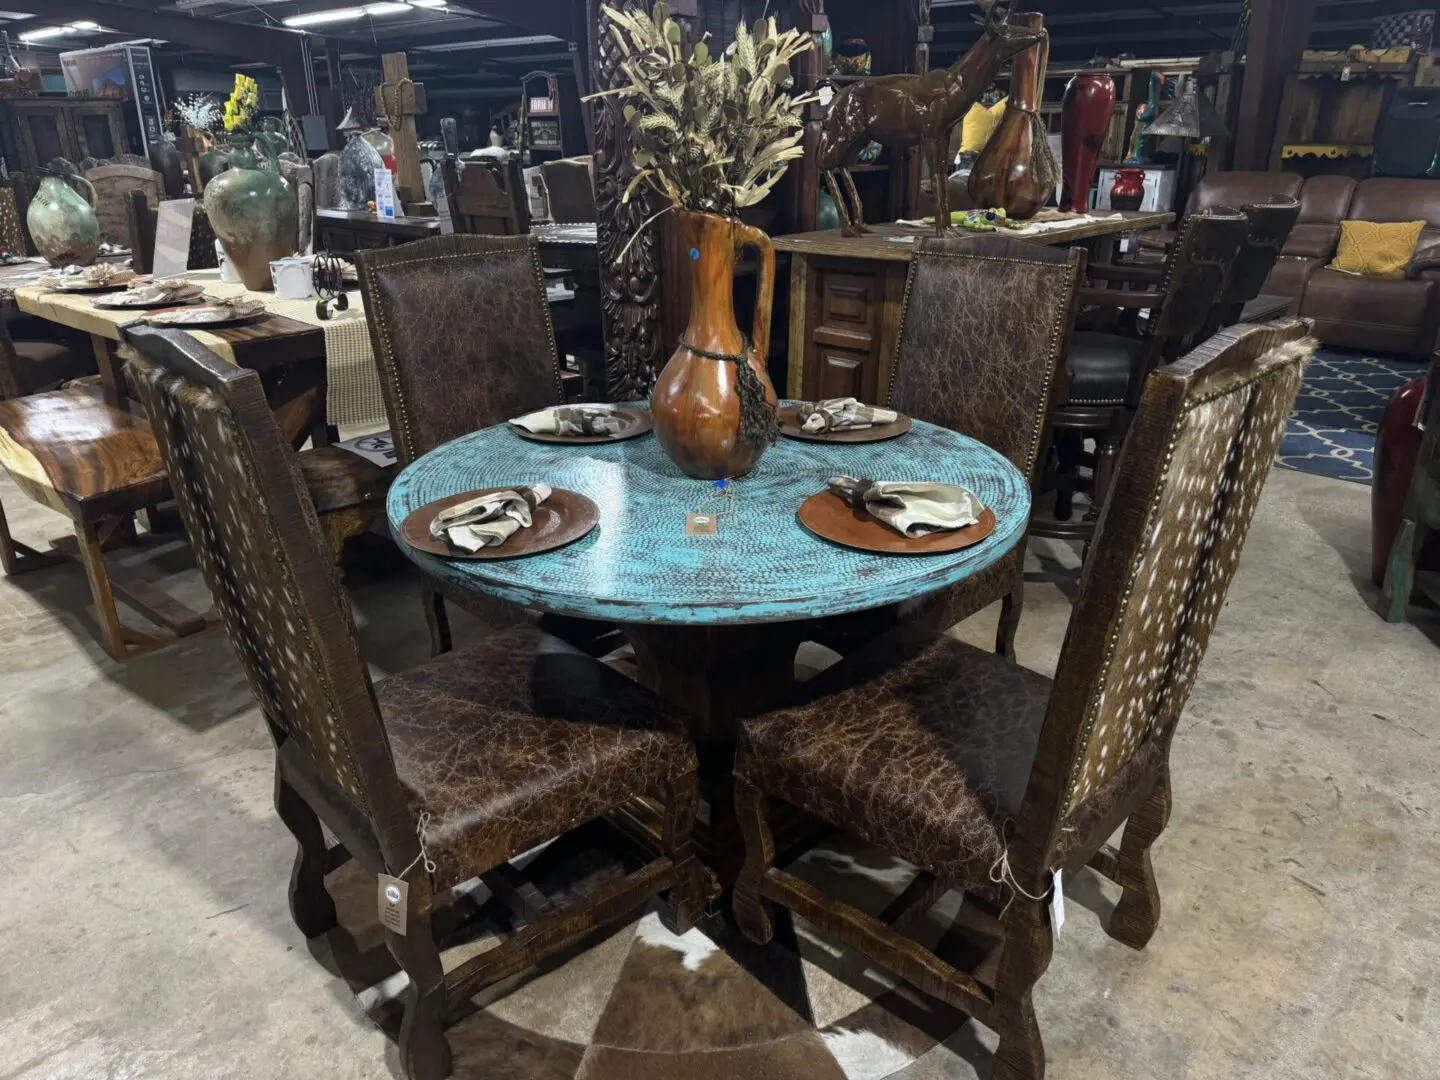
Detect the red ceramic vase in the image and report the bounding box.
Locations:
[1110,166,1146,212]
[1371,376,1440,583]
[1061,72,1116,212]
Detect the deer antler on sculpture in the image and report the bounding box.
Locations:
[815,0,1047,237]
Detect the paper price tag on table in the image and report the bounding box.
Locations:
[374,168,397,221]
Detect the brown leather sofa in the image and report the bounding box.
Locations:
[1186,171,1440,356]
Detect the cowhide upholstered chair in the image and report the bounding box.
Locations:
[810,233,1084,659]
[125,326,706,1080]
[1038,205,1249,543]
[734,319,1314,1080]
[357,233,593,656]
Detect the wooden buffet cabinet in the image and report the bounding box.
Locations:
[773,213,1175,402]
[4,97,129,172]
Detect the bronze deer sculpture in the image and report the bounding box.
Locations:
[817,0,1048,237]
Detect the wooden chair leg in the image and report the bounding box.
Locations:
[990,894,1053,1080]
[661,771,705,934]
[1109,765,1172,950]
[995,581,1024,661]
[273,765,339,940]
[386,880,454,1080]
[75,518,140,662]
[423,584,453,657]
[0,494,16,575]
[733,774,776,945]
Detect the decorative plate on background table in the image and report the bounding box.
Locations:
[778,404,912,443]
[141,299,268,328]
[796,488,997,554]
[93,284,207,309]
[510,406,654,445]
[400,487,598,560]
[40,267,136,293]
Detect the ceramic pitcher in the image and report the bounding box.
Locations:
[27,173,101,267]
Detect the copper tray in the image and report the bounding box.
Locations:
[399,487,598,560]
[797,490,997,555]
[94,290,206,310]
[510,406,653,444]
[779,404,912,443]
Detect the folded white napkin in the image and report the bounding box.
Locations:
[827,475,983,538]
[511,404,624,437]
[799,397,899,434]
[430,485,552,552]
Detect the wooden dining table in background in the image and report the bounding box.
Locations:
[386,410,1031,876]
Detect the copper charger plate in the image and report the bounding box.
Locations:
[797,490,997,555]
[510,406,653,444]
[779,404,912,443]
[94,291,206,310]
[400,487,598,560]
[141,304,269,329]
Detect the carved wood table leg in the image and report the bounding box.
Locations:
[623,622,804,884]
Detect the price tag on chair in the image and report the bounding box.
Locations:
[1050,869,1065,935]
[378,874,409,935]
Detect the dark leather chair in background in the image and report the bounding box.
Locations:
[1147,170,1440,357]
[1036,205,1248,543]
[540,157,597,223]
[127,328,705,1080]
[733,321,1314,1080]
[1202,194,1303,336]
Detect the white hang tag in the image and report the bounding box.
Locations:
[378,873,409,935]
[1049,869,1065,934]
[686,512,719,536]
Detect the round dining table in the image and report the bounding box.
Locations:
[387,410,1030,809]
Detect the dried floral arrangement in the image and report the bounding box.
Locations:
[173,93,221,134]
[589,2,817,220]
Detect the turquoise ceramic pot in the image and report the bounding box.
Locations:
[27,173,101,267]
[204,134,298,290]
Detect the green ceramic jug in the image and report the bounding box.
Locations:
[27,173,101,267]
[204,133,299,290]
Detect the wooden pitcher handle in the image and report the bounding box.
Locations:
[68,174,98,209]
[736,222,775,365]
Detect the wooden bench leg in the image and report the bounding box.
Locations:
[0,494,65,575]
[70,517,214,662]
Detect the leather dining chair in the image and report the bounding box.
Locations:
[733,320,1314,1080]
[125,327,706,1080]
[1202,195,1303,337]
[1038,205,1248,542]
[811,233,1085,660]
[355,233,606,656]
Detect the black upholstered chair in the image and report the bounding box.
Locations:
[734,320,1314,1080]
[125,326,705,1080]
[1202,195,1303,337]
[1036,205,1248,542]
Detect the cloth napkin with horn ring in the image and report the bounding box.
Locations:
[510,405,625,437]
[430,485,552,552]
[828,475,983,538]
[799,397,899,433]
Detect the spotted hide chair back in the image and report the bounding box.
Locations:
[126,327,416,862]
[357,233,565,466]
[1024,320,1313,844]
[888,233,1084,479]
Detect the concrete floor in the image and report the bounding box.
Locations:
[1,464,1438,1079]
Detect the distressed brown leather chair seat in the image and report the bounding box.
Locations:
[2,339,94,399]
[375,626,697,889]
[740,630,1051,888]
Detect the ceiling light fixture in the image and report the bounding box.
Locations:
[408,0,449,8]
[284,2,411,27]
[417,33,563,52]
[18,20,101,42]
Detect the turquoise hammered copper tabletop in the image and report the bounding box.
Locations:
[385,412,1031,626]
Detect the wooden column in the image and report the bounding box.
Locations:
[789,0,829,235]
[375,52,432,212]
[1230,0,1317,170]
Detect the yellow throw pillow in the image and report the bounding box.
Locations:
[1329,219,1426,278]
[960,97,1007,154]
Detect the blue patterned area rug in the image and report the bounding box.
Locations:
[1275,348,1429,484]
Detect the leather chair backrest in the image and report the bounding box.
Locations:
[1285,175,1357,260]
[356,233,564,466]
[889,233,1084,480]
[1150,205,1248,341]
[1224,196,1302,306]
[1188,170,1303,215]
